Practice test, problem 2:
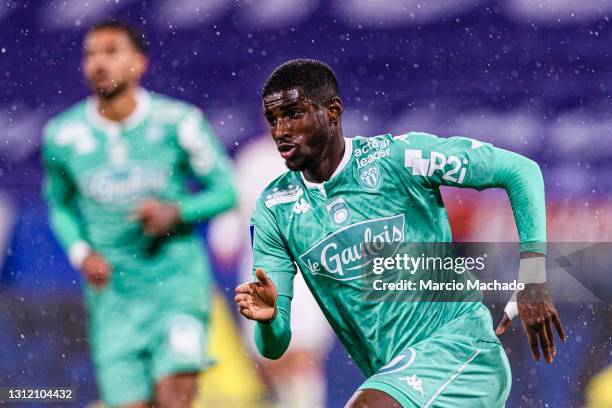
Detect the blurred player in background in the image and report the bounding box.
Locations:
[235,59,566,407]
[42,21,236,408]
[209,132,334,408]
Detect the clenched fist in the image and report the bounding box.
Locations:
[81,252,112,289]
[133,199,181,236]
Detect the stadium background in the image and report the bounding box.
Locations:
[0,0,611,407]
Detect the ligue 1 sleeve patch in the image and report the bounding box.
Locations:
[326,197,352,227]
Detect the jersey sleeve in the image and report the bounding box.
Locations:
[399,132,546,253]
[253,295,292,359]
[41,123,90,263]
[399,131,496,190]
[250,198,296,298]
[175,108,237,223]
[250,198,295,359]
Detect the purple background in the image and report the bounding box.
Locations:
[1,1,611,406]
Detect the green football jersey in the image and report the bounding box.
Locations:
[42,89,235,292]
[251,132,545,376]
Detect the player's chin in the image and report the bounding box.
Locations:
[284,156,307,172]
[91,82,122,98]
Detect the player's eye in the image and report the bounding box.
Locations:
[288,110,303,119]
[266,116,277,126]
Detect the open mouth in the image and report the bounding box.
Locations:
[278,144,297,160]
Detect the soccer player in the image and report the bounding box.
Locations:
[208,133,334,407]
[235,59,566,407]
[42,21,237,408]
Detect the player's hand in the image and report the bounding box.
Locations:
[496,283,567,363]
[133,199,181,236]
[234,269,278,323]
[81,252,111,289]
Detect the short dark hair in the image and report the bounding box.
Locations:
[88,20,147,54]
[263,59,340,105]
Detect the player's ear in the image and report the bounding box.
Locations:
[133,53,149,79]
[327,97,343,125]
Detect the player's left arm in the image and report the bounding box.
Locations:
[401,132,566,363]
[486,148,567,363]
[135,109,237,235]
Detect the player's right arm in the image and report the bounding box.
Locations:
[235,269,292,359]
[234,198,295,360]
[42,122,110,287]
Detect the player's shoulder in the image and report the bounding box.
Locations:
[350,132,461,176]
[352,133,393,146]
[351,132,441,153]
[148,92,201,124]
[255,171,303,212]
[393,131,490,150]
[359,131,486,158]
[350,132,432,167]
[42,99,89,148]
[389,131,440,148]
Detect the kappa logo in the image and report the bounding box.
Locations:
[374,348,424,397]
[145,126,164,143]
[399,374,425,397]
[358,164,382,191]
[293,198,310,214]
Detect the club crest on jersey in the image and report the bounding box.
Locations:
[358,164,382,191]
[326,197,351,227]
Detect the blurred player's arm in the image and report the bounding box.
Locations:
[175,109,237,222]
[402,132,566,362]
[235,199,295,360]
[134,109,237,236]
[42,126,110,287]
[41,126,89,266]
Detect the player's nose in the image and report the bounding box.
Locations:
[272,118,292,141]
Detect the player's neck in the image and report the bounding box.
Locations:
[303,132,345,184]
[97,86,138,123]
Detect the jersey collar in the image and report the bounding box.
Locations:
[86,88,151,134]
[300,137,353,192]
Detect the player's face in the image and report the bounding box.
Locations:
[82,29,147,98]
[264,88,332,171]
